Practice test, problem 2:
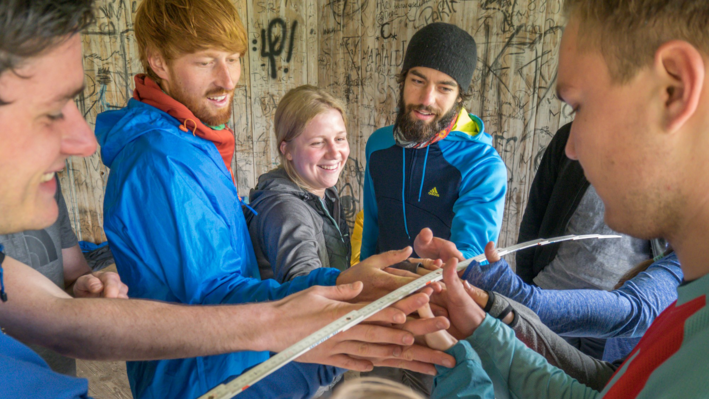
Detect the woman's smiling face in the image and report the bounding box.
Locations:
[282,108,349,197]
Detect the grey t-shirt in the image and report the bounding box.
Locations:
[0,178,79,375]
[533,185,651,291]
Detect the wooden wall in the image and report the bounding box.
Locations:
[60,0,574,261]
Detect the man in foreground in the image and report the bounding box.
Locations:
[0,1,451,397]
[431,0,709,397]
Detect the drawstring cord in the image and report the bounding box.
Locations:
[402,147,411,240]
[239,195,258,216]
[179,119,197,136]
[0,244,7,302]
[417,146,430,202]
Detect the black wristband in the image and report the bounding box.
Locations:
[483,290,495,313]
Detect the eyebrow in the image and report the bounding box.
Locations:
[410,70,457,87]
[47,85,85,104]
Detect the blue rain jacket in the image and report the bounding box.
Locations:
[362,109,507,260]
[96,99,340,399]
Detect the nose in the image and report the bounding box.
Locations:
[61,101,97,158]
[419,84,436,107]
[565,126,578,160]
[215,60,237,91]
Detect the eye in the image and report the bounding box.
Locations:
[440,87,453,93]
[311,141,323,146]
[47,112,65,122]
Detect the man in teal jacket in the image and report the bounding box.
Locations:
[97,0,455,398]
[362,23,507,262]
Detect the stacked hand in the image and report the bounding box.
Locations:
[73,270,129,299]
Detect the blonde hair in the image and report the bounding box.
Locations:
[274,85,348,190]
[134,0,247,81]
[331,377,425,399]
[564,0,709,83]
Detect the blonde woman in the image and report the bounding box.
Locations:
[245,85,351,283]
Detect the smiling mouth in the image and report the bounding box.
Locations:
[318,163,341,171]
[40,171,55,183]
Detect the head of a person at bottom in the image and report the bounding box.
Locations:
[134,0,247,127]
[395,22,477,144]
[276,85,350,198]
[557,0,709,259]
[0,0,97,235]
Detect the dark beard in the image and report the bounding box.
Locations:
[394,93,462,143]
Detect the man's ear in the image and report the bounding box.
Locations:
[655,40,705,134]
[146,47,170,83]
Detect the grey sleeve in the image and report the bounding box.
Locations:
[253,199,324,283]
[486,292,617,392]
[55,178,78,249]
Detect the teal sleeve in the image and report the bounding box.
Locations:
[432,340,495,399]
[469,315,600,399]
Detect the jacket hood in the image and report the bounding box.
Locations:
[446,108,491,145]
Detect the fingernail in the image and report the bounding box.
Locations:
[403,335,414,345]
[393,346,402,357]
[464,281,471,289]
[393,313,405,323]
[436,321,447,329]
[444,359,455,368]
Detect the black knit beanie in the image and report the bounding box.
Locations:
[402,22,477,90]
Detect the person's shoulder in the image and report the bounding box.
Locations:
[366,125,396,155]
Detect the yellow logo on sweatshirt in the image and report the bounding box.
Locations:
[428,187,440,197]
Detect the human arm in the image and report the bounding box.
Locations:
[0,255,452,369]
[434,260,599,399]
[448,152,507,260]
[463,243,683,338]
[250,197,329,282]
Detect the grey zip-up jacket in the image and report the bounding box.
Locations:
[245,168,350,283]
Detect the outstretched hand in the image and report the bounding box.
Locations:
[430,258,486,340]
[337,247,419,302]
[414,228,464,262]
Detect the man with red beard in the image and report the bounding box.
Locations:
[360,22,507,395]
[96,0,457,398]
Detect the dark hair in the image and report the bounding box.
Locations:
[396,69,473,106]
[0,0,94,98]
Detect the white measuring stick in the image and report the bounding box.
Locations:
[199,233,620,399]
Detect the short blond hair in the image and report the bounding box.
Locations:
[134,0,247,81]
[274,85,347,190]
[564,0,709,83]
[331,377,425,399]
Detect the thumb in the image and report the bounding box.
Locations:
[485,241,501,263]
[442,258,465,299]
[322,281,364,301]
[86,276,104,293]
[413,228,434,252]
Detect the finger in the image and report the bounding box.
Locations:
[384,267,419,278]
[118,284,130,299]
[430,303,448,318]
[418,303,434,319]
[303,354,375,372]
[413,228,434,251]
[485,241,501,262]
[85,276,104,293]
[342,323,415,346]
[463,280,489,308]
[333,341,405,359]
[98,273,122,298]
[319,281,364,302]
[374,247,414,270]
[400,316,450,336]
[388,292,430,316]
[442,259,465,299]
[371,359,437,376]
[398,344,455,368]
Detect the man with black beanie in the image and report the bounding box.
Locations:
[360,22,508,395]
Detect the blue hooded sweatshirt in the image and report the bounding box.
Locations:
[361,109,507,260]
[96,99,341,399]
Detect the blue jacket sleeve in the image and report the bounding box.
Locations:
[468,315,599,399]
[448,154,507,259]
[105,155,339,306]
[462,255,682,338]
